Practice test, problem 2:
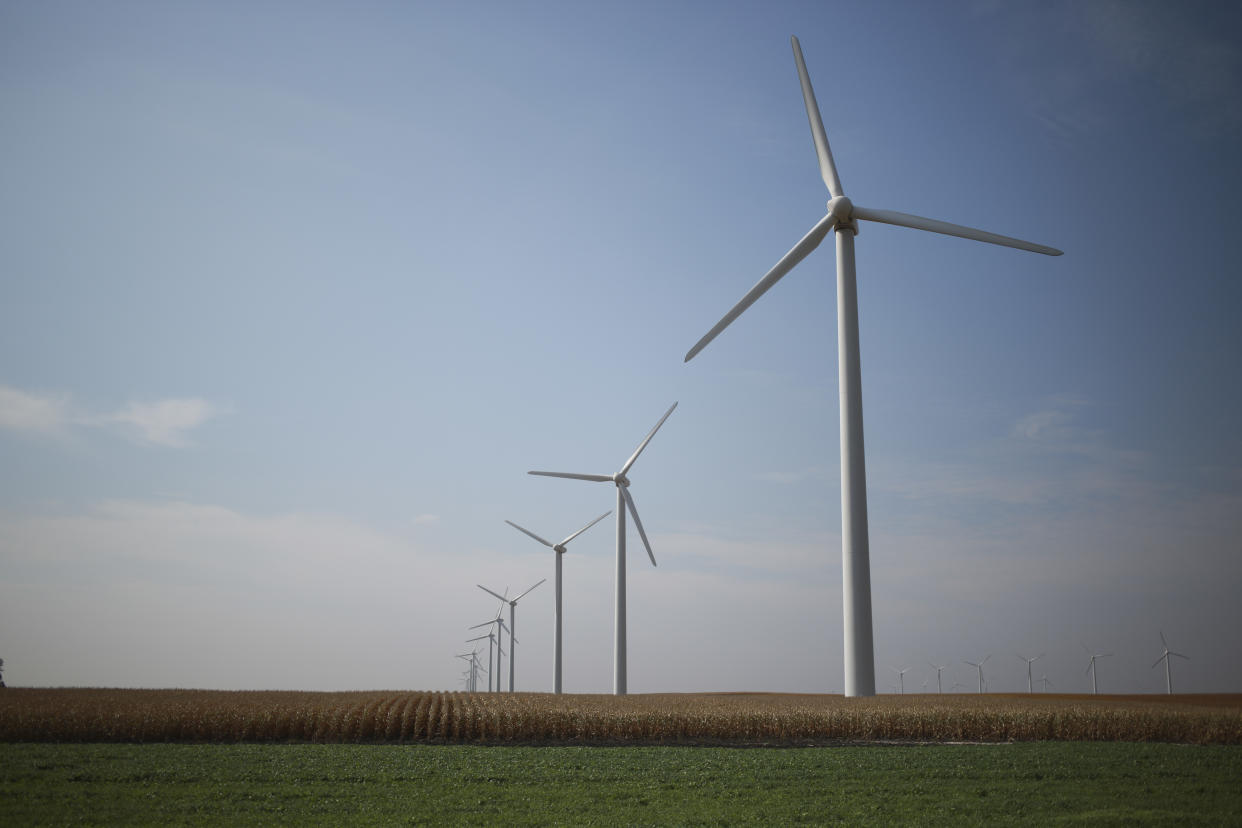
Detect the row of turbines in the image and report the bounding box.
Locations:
[892,634,1190,695]
[459,35,1062,697]
[456,403,679,695]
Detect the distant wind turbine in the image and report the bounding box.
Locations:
[469,615,510,692]
[1085,647,1112,695]
[891,666,909,695]
[682,36,1061,699]
[1152,632,1189,694]
[505,511,611,694]
[1040,674,1053,693]
[466,632,496,692]
[964,656,990,694]
[1017,653,1043,694]
[929,662,947,694]
[479,580,545,693]
[529,402,677,695]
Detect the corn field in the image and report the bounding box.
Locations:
[1,689,1239,744]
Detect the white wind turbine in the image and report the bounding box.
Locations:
[466,632,496,692]
[891,666,909,695]
[529,402,677,695]
[1040,674,1053,693]
[1152,632,1189,694]
[1085,647,1112,695]
[683,37,1061,698]
[1018,653,1044,694]
[964,656,990,694]
[929,662,947,694]
[469,615,510,692]
[505,511,611,694]
[479,580,545,693]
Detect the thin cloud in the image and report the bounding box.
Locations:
[0,383,224,447]
[110,398,223,447]
[0,385,69,433]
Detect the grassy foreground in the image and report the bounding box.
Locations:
[3,742,1241,825]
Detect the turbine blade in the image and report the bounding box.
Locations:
[684,213,837,362]
[513,578,546,603]
[1160,631,1168,648]
[477,584,508,603]
[619,402,678,476]
[620,486,657,567]
[1152,654,1167,669]
[1171,652,1190,660]
[468,619,497,630]
[466,634,489,643]
[528,470,614,483]
[791,35,843,197]
[559,511,612,546]
[505,519,554,548]
[851,205,1063,256]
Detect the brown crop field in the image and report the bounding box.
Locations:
[1,688,1239,744]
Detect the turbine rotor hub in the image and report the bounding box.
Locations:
[827,195,858,235]
[614,474,630,487]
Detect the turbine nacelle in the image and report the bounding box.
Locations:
[613,473,631,488]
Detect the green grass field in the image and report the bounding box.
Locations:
[3,742,1240,825]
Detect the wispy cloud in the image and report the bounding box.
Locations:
[109,398,223,447]
[0,385,69,433]
[0,383,224,447]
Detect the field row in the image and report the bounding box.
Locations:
[2,689,1239,744]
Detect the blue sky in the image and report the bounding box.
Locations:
[3,0,1240,694]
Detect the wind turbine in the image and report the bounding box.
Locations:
[964,656,990,694]
[529,402,677,695]
[467,632,496,692]
[928,662,947,694]
[469,615,510,692]
[506,511,611,694]
[479,580,545,693]
[1085,647,1112,694]
[683,37,1061,698]
[1017,653,1043,694]
[891,666,909,695]
[1040,674,1053,693]
[1152,632,1189,694]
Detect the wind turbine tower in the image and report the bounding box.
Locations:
[683,37,1061,698]
[964,656,990,694]
[529,402,677,695]
[929,662,947,694]
[1085,649,1112,695]
[506,512,611,694]
[1018,653,1043,694]
[1152,632,1189,694]
[891,666,909,695]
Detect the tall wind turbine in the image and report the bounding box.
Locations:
[1040,674,1053,693]
[1018,653,1043,694]
[1152,632,1189,694]
[529,402,677,695]
[479,581,545,693]
[1085,648,1112,695]
[929,662,947,694]
[505,512,611,694]
[964,656,990,694]
[683,37,1061,698]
